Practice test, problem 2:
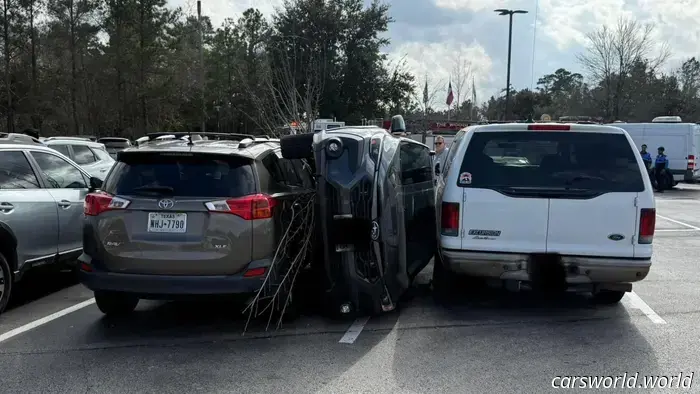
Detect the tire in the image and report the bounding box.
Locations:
[432,252,456,303]
[0,252,12,315]
[94,291,139,316]
[280,133,314,159]
[592,290,625,305]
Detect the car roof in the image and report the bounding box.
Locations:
[0,142,63,152]
[467,123,626,134]
[121,138,281,159]
[43,137,106,148]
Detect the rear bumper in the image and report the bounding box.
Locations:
[440,249,651,284]
[77,253,266,297]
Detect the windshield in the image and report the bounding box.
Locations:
[458,131,644,192]
[103,154,256,197]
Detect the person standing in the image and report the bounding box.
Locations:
[654,146,669,193]
[640,144,652,169]
[434,135,449,175]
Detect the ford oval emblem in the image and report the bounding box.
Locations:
[370,220,380,241]
[608,234,624,241]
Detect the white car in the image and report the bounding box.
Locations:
[43,137,115,180]
[434,123,656,304]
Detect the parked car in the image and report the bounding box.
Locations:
[78,133,316,316]
[0,138,103,315]
[279,126,437,317]
[434,123,656,304]
[97,137,132,159]
[44,137,115,180]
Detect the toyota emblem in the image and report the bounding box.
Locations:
[158,199,174,209]
[370,220,380,241]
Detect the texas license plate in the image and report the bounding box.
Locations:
[147,212,187,233]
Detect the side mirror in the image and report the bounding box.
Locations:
[429,150,436,157]
[89,176,103,191]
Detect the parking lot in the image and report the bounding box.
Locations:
[1,186,700,393]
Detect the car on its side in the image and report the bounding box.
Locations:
[44,137,115,180]
[279,126,437,317]
[0,138,102,315]
[433,123,655,304]
[78,133,316,316]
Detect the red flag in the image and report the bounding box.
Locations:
[446,82,454,106]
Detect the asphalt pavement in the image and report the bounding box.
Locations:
[2,186,700,393]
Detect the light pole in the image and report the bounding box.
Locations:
[495,8,528,121]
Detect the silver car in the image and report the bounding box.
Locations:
[43,137,115,180]
[0,139,102,314]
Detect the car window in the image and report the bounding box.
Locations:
[50,144,71,158]
[458,131,644,192]
[274,151,302,186]
[31,151,88,189]
[0,151,40,189]
[291,159,314,188]
[91,147,112,161]
[103,154,255,197]
[399,142,432,184]
[441,129,465,176]
[72,145,97,164]
[257,153,289,192]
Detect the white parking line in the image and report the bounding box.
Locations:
[339,317,370,344]
[657,214,700,231]
[0,298,95,344]
[623,291,667,324]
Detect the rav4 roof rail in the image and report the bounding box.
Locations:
[145,132,256,141]
[238,137,280,149]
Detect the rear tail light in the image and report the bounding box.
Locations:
[441,202,460,236]
[205,194,277,220]
[243,267,266,277]
[638,208,656,244]
[527,124,570,131]
[84,192,131,216]
[688,155,695,170]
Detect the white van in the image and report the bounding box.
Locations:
[434,123,656,305]
[614,120,700,183]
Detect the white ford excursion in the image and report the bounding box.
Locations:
[434,123,655,304]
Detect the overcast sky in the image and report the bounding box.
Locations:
[176,0,699,109]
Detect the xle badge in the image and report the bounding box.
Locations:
[371,221,380,241]
[459,172,472,185]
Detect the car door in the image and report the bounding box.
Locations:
[398,140,436,279]
[28,150,90,262]
[0,150,59,270]
[376,136,404,288]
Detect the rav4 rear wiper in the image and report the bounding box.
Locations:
[131,185,175,195]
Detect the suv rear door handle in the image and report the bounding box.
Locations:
[57,200,71,208]
[0,202,13,212]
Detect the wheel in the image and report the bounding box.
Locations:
[0,252,13,315]
[280,133,314,159]
[592,290,625,305]
[94,291,139,316]
[432,252,456,303]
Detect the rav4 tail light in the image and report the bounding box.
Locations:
[205,194,277,220]
[84,192,131,216]
[441,202,460,236]
[638,208,656,244]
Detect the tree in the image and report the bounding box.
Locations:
[450,52,471,116]
[576,17,670,120]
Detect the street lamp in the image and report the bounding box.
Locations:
[494,8,528,121]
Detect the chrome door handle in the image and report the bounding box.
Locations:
[57,200,71,208]
[0,202,13,212]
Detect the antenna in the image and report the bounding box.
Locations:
[187,128,193,146]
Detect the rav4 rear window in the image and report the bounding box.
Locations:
[458,132,644,192]
[103,154,256,197]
